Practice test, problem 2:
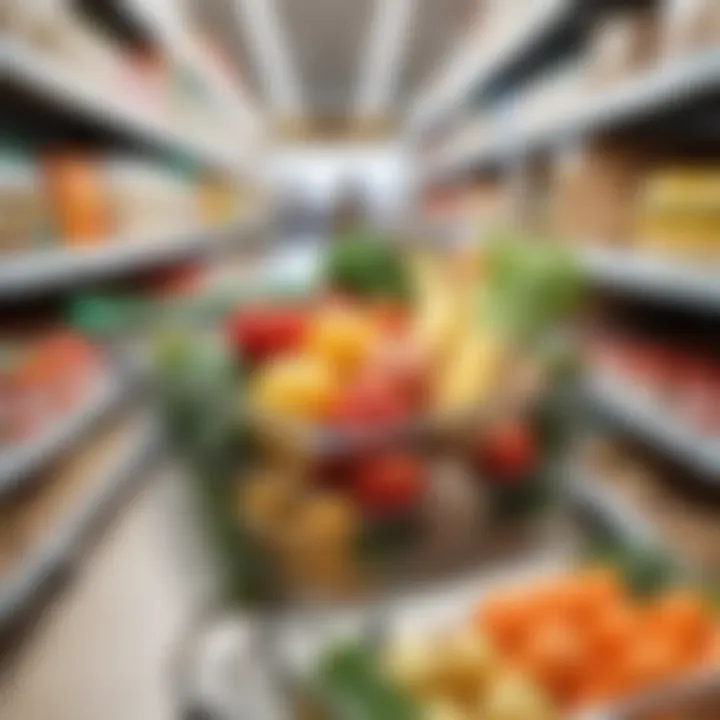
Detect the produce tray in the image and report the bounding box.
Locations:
[174,518,719,720]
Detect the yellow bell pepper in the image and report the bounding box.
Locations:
[305,307,377,376]
[251,354,337,422]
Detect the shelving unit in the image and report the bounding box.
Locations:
[0,375,124,497]
[0,1,265,633]
[427,49,720,177]
[125,1,262,135]
[587,376,720,482]
[412,0,720,491]
[408,0,572,134]
[0,417,160,629]
[0,222,248,300]
[582,247,720,313]
[4,38,249,178]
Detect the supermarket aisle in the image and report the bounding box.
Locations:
[0,470,207,720]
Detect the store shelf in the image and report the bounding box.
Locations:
[409,0,571,134]
[586,376,720,482]
[125,1,262,135]
[0,376,124,498]
[3,38,247,177]
[0,223,243,300]
[582,247,720,313]
[430,50,720,176]
[0,417,160,629]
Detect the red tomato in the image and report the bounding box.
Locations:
[326,372,409,430]
[353,453,425,517]
[225,306,307,363]
[367,340,430,410]
[371,302,410,335]
[477,420,538,482]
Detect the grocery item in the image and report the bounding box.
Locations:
[636,168,720,262]
[325,231,412,301]
[42,153,110,245]
[157,235,581,603]
[474,568,718,711]
[0,331,102,448]
[474,419,539,483]
[327,370,411,430]
[352,452,426,518]
[551,140,648,246]
[311,626,556,720]
[0,143,48,253]
[588,332,720,437]
[104,158,201,238]
[251,355,338,423]
[306,305,379,376]
[586,8,660,89]
[198,174,240,226]
[226,304,309,364]
[663,0,720,59]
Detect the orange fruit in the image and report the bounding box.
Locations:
[517,618,588,694]
[474,592,530,654]
[588,602,639,660]
[643,590,714,659]
[618,635,679,693]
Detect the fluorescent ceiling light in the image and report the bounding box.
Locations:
[233,0,303,114]
[355,0,413,117]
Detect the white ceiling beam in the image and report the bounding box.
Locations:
[233,0,303,114]
[355,0,414,118]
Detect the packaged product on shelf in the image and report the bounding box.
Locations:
[585,8,661,89]
[42,153,111,246]
[198,174,239,226]
[2,1,62,48]
[463,181,512,237]
[663,0,720,59]
[0,143,49,253]
[0,331,102,448]
[586,331,720,438]
[636,168,720,262]
[551,141,648,246]
[104,158,200,238]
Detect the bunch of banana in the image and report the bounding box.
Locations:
[410,253,507,416]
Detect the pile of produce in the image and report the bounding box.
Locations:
[237,414,548,598]
[309,563,719,719]
[155,232,582,601]
[223,232,581,444]
[475,568,718,711]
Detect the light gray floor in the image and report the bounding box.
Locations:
[0,469,209,720]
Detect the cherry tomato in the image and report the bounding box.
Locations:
[225,306,307,363]
[353,453,425,517]
[477,419,538,482]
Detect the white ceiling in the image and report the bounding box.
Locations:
[190,0,479,118]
